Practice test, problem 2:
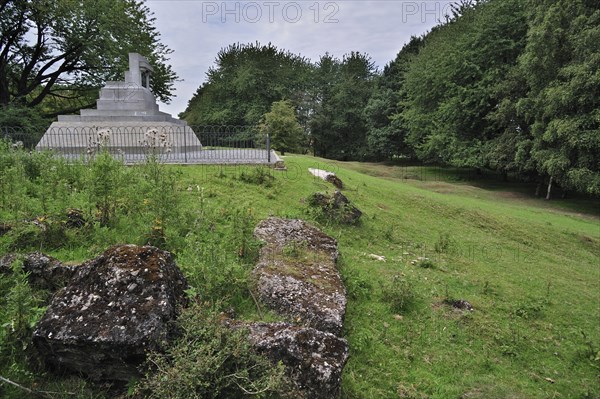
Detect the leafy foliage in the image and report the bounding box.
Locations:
[260,100,304,154]
[181,42,312,126]
[520,0,600,195]
[87,150,128,227]
[402,0,528,168]
[310,52,377,160]
[0,105,51,146]
[381,275,416,313]
[364,36,422,161]
[134,302,291,399]
[0,0,178,113]
[0,260,46,364]
[366,0,598,196]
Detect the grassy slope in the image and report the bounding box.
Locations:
[2,153,597,398]
[177,155,599,398]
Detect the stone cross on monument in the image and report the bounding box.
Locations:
[125,53,153,89]
[44,52,172,119]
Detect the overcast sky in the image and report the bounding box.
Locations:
[146,0,453,116]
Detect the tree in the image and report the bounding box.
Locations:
[402,0,528,169]
[310,52,376,160]
[364,36,423,161]
[519,0,600,197]
[0,0,178,116]
[0,103,50,146]
[181,42,312,126]
[260,100,304,155]
[309,53,341,158]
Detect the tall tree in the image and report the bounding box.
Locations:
[402,0,528,169]
[311,52,376,160]
[364,36,423,161]
[307,53,340,157]
[520,0,600,196]
[0,0,178,116]
[181,42,312,126]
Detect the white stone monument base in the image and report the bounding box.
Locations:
[36,121,202,156]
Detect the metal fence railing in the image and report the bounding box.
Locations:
[0,125,277,165]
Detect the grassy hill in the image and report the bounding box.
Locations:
[1,151,598,398]
[170,154,600,398]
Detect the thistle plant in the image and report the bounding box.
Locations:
[86,127,112,157]
[139,128,173,160]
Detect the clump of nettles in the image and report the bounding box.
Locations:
[0,259,45,364]
[411,256,434,269]
[134,302,294,399]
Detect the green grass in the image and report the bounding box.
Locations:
[1,152,599,398]
[173,155,599,398]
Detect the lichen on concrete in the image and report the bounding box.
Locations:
[253,217,346,335]
[32,244,188,381]
[247,322,349,399]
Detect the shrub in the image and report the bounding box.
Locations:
[381,275,416,313]
[135,156,183,249]
[512,298,546,320]
[0,259,46,364]
[134,302,292,399]
[180,240,249,306]
[177,206,256,309]
[231,207,261,261]
[342,265,372,300]
[416,257,434,269]
[434,232,452,253]
[87,150,127,226]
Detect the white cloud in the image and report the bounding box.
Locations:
[146,0,451,116]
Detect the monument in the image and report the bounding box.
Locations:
[36,53,202,160]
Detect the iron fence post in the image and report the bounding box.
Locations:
[267,133,271,163]
[184,127,188,163]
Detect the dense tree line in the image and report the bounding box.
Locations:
[400,0,599,196]
[183,0,598,196]
[180,43,377,160]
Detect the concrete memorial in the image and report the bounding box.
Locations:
[36,53,202,159]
